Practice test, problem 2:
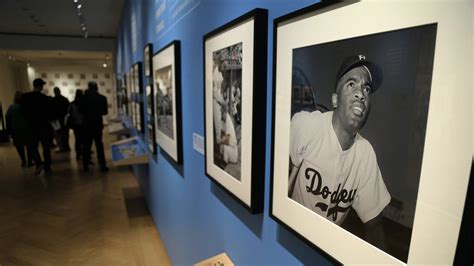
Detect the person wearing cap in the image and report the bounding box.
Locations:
[288,55,391,227]
[21,78,54,174]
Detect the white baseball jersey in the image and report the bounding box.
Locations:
[290,111,390,224]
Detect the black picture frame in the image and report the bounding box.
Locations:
[152,40,183,164]
[270,1,472,264]
[203,8,267,214]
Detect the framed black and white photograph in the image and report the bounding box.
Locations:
[132,62,144,133]
[135,102,143,133]
[146,84,153,116]
[144,43,153,77]
[131,65,137,95]
[133,62,143,95]
[127,70,133,118]
[204,8,268,214]
[270,1,471,264]
[152,40,182,164]
[147,123,156,154]
[131,102,136,129]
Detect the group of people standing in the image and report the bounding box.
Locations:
[5,78,109,174]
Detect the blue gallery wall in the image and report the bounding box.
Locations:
[115,0,334,265]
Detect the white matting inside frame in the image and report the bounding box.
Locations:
[205,18,255,207]
[272,1,472,264]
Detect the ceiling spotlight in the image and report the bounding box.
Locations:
[77,4,82,9]
[73,0,78,2]
[82,26,86,31]
[102,63,108,68]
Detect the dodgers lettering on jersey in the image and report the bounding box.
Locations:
[293,159,357,224]
[289,111,391,225]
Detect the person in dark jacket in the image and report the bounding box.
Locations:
[6,91,34,167]
[21,78,53,174]
[79,81,109,172]
[52,87,70,152]
[68,89,84,160]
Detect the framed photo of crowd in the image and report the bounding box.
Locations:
[152,40,183,164]
[203,8,268,214]
[270,1,471,264]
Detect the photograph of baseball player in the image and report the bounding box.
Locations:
[155,65,174,139]
[212,43,242,181]
[204,9,267,213]
[286,24,436,262]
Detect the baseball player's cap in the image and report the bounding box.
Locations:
[33,78,46,87]
[335,54,383,92]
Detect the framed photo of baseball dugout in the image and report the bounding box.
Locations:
[152,40,183,164]
[203,8,268,214]
[270,1,471,265]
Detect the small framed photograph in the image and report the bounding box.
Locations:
[152,40,183,164]
[144,43,153,77]
[127,70,133,117]
[131,102,137,129]
[271,1,471,264]
[147,123,156,154]
[135,102,143,133]
[133,62,143,95]
[122,73,130,116]
[146,84,153,116]
[204,8,268,214]
[132,62,144,133]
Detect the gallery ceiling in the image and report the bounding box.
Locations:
[0,0,125,38]
[0,0,124,67]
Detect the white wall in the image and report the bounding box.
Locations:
[32,64,116,117]
[0,58,30,129]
